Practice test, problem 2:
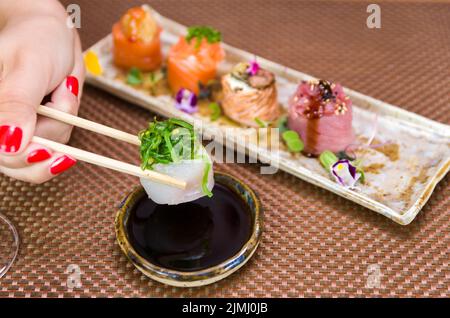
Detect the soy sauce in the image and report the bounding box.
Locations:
[126,183,253,272]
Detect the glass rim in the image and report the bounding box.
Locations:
[0,212,19,279]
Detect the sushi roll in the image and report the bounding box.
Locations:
[112,5,163,71]
[138,118,214,205]
[288,79,355,156]
[221,61,280,127]
[167,26,225,95]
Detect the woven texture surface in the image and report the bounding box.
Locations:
[0,0,449,297]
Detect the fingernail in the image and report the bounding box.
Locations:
[66,76,79,97]
[27,149,51,163]
[50,155,76,175]
[0,125,23,153]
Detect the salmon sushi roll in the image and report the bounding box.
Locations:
[167,26,225,95]
[112,6,163,71]
[221,61,280,127]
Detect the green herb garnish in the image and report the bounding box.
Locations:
[186,26,222,48]
[319,150,338,170]
[126,67,142,85]
[202,160,213,197]
[282,130,304,153]
[139,118,196,170]
[139,118,213,196]
[254,117,268,128]
[208,102,221,121]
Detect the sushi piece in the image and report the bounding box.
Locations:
[112,6,163,71]
[138,118,214,205]
[288,79,355,156]
[221,61,280,127]
[167,26,225,95]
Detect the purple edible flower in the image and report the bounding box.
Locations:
[175,88,198,114]
[331,159,361,188]
[246,60,260,76]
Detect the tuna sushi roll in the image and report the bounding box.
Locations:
[221,61,280,127]
[167,26,225,95]
[288,80,355,156]
[112,5,163,71]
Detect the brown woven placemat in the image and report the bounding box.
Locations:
[0,0,448,297]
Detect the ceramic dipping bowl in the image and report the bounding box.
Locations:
[115,172,263,287]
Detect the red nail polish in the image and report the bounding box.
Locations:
[50,155,76,175]
[0,125,23,153]
[27,149,51,163]
[66,76,79,97]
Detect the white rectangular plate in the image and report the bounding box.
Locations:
[84,7,450,225]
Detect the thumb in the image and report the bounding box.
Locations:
[0,57,48,154]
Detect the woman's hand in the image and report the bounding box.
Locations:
[0,0,85,183]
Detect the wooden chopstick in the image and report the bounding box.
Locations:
[37,105,141,146]
[35,106,186,189]
[32,136,186,189]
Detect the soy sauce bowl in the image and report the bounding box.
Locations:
[115,172,263,287]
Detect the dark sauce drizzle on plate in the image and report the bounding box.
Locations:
[303,80,336,156]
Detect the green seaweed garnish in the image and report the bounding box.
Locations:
[208,102,221,121]
[282,130,304,153]
[139,118,196,170]
[186,26,222,48]
[139,118,213,196]
[202,160,213,197]
[126,67,142,85]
